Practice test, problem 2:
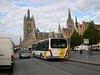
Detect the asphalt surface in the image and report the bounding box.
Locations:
[0,54,100,75]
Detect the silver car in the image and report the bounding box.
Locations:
[19,50,30,59]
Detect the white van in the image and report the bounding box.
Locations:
[75,45,89,51]
[0,37,15,71]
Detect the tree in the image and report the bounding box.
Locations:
[83,23,99,45]
[70,30,83,47]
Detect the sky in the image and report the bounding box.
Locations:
[0,0,100,45]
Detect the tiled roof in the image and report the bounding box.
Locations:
[62,28,72,32]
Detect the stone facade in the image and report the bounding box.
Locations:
[75,20,100,35]
[19,9,59,48]
[19,9,75,48]
[58,8,74,38]
[75,20,90,35]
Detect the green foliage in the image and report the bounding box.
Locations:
[83,23,99,45]
[70,30,83,47]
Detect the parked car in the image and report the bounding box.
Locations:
[19,50,30,59]
[75,45,89,51]
[75,46,81,51]
[92,43,100,51]
[0,37,15,71]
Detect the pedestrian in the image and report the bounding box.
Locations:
[80,45,83,54]
[89,46,93,55]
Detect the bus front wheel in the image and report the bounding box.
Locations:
[40,53,44,60]
[33,52,35,57]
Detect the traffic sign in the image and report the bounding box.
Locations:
[84,39,89,44]
[85,51,88,54]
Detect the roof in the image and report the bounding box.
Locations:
[62,28,72,32]
[95,25,100,28]
[0,37,11,39]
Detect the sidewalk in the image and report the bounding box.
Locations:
[67,51,100,66]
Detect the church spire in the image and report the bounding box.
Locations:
[32,14,36,32]
[58,22,61,34]
[27,9,30,20]
[75,16,78,28]
[68,8,71,20]
[28,9,30,17]
[67,8,74,28]
[24,14,26,20]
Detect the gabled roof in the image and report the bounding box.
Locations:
[62,28,72,32]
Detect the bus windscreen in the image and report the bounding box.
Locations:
[51,39,67,48]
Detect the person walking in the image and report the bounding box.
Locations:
[89,46,93,55]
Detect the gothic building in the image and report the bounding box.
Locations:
[19,9,59,48]
[19,9,99,48]
[20,8,100,48]
[74,17,100,35]
[58,8,74,38]
[19,8,75,48]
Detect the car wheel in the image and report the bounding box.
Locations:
[9,64,14,72]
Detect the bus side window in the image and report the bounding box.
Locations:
[37,43,40,50]
[39,42,42,50]
[41,42,44,51]
[32,44,35,51]
[46,40,49,50]
[44,40,49,51]
[35,43,38,50]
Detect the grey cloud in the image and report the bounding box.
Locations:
[0,0,100,45]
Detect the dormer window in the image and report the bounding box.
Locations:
[38,33,41,36]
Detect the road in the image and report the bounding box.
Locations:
[0,54,100,75]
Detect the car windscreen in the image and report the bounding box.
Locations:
[51,39,67,48]
[21,50,28,53]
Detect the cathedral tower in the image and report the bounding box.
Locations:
[19,9,60,48]
[75,16,78,28]
[20,35,22,43]
[67,8,74,29]
[58,22,61,34]
[23,9,36,41]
